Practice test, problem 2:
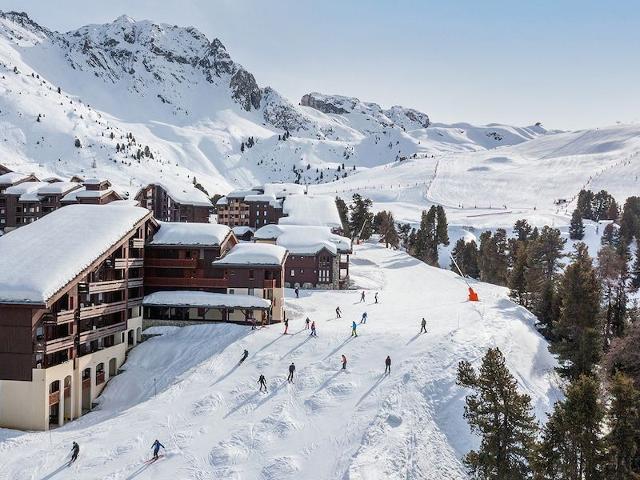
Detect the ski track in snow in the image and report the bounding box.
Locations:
[0,244,559,480]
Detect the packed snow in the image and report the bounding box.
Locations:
[0,204,150,303]
[280,194,342,228]
[254,224,352,255]
[149,222,231,246]
[0,243,559,479]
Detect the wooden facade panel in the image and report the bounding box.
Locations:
[0,353,33,381]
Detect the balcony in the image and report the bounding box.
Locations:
[34,335,74,354]
[128,277,144,288]
[145,277,227,288]
[145,258,198,268]
[131,238,145,249]
[129,296,144,307]
[89,279,127,294]
[80,300,128,320]
[339,261,349,269]
[263,279,277,289]
[55,309,76,324]
[79,321,126,343]
[115,258,144,269]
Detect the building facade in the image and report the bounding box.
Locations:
[0,205,156,431]
[135,183,213,223]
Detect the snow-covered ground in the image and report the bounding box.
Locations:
[0,243,559,480]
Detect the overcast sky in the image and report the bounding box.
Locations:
[3,0,639,130]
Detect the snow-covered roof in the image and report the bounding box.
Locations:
[232,226,254,235]
[149,221,231,246]
[263,183,306,198]
[225,189,260,199]
[0,172,34,185]
[83,178,108,185]
[216,196,228,206]
[109,199,140,207]
[254,224,351,255]
[244,194,282,208]
[75,188,116,199]
[280,194,342,228]
[0,204,151,304]
[36,182,81,195]
[5,181,49,201]
[61,187,86,202]
[156,181,212,207]
[41,176,64,183]
[213,243,287,266]
[143,290,270,309]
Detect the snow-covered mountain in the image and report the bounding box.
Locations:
[0,11,550,197]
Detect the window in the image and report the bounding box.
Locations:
[290,269,295,277]
[229,289,235,294]
[248,288,255,296]
[249,269,255,280]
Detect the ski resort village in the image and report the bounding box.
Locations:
[0,6,639,480]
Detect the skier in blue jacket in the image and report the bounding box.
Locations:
[151,439,165,460]
[351,321,358,337]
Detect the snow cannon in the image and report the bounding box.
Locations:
[468,287,479,302]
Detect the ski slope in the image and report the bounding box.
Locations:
[0,244,559,480]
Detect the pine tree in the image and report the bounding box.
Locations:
[631,240,640,289]
[570,209,585,240]
[577,189,595,220]
[509,242,530,307]
[552,243,601,379]
[377,211,399,248]
[414,207,438,266]
[348,193,374,240]
[619,197,640,245]
[457,348,538,479]
[533,375,605,480]
[514,219,533,242]
[335,197,351,237]
[604,372,640,479]
[436,205,449,246]
[597,245,628,344]
[479,229,509,285]
[451,239,480,279]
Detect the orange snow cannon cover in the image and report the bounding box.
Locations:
[468,287,479,302]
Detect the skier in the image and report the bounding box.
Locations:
[336,306,342,318]
[69,441,80,464]
[360,312,367,324]
[374,292,379,304]
[287,362,296,383]
[310,321,317,337]
[295,287,300,298]
[239,349,249,364]
[305,317,310,329]
[360,291,366,303]
[341,354,347,370]
[250,317,256,330]
[283,318,289,335]
[151,439,165,460]
[351,321,358,337]
[420,317,427,334]
[384,356,391,375]
[258,374,267,392]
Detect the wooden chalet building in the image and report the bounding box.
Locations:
[215,188,285,229]
[254,224,351,289]
[0,163,13,175]
[0,204,156,431]
[135,183,213,223]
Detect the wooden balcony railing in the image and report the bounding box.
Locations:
[82,377,91,389]
[145,258,198,268]
[129,297,144,307]
[80,300,127,320]
[96,371,105,385]
[56,309,76,324]
[89,279,127,294]
[64,385,71,398]
[144,277,228,288]
[339,262,349,269]
[45,335,75,354]
[128,277,144,288]
[115,258,144,269]
[132,238,145,249]
[79,321,127,343]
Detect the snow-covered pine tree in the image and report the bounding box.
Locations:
[569,209,585,240]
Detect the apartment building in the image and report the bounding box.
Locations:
[216,189,285,229]
[254,224,351,289]
[135,183,213,223]
[0,204,156,431]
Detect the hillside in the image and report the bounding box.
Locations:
[0,11,549,197]
[0,243,558,479]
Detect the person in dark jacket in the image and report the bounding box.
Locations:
[310,321,317,337]
[151,439,165,460]
[341,354,347,370]
[385,356,391,375]
[287,362,296,383]
[283,318,289,335]
[420,318,427,334]
[336,307,342,318]
[70,442,80,464]
[295,287,300,298]
[239,349,249,364]
[258,374,267,392]
[360,291,366,303]
[305,317,310,329]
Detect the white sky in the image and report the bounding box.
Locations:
[2,0,639,130]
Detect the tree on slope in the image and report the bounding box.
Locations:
[552,243,601,379]
[597,245,628,344]
[631,240,640,290]
[457,348,538,479]
[374,210,399,248]
[335,196,351,237]
[569,209,585,240]
[604,372,640,479]
[436,205,449,246]
[619,197,640,245]
[451,238,480,279]
[348,193,374,240]
[532,375,605,480]
[509,241,530,307]
[414,207,438,266]
[479,229,509,285]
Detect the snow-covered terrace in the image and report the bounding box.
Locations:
[254,224,351,255]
